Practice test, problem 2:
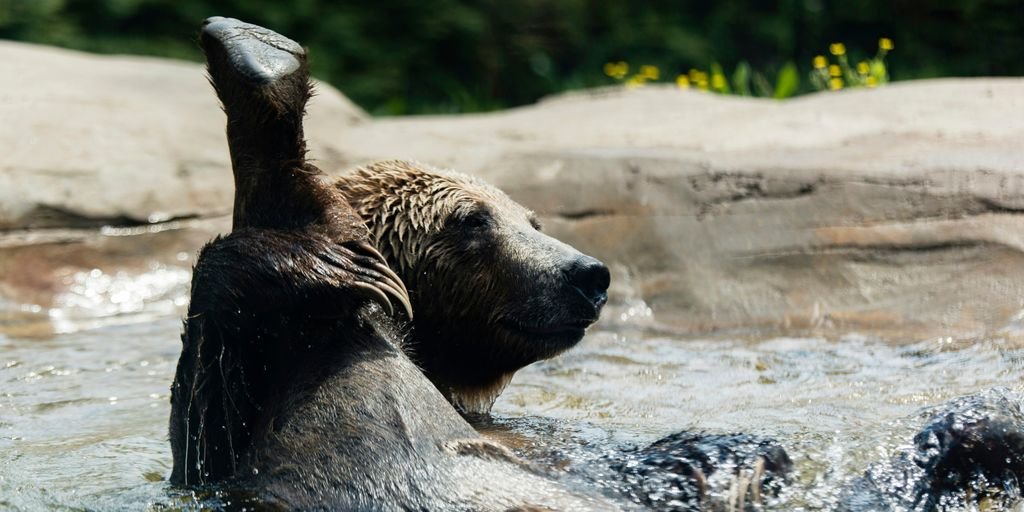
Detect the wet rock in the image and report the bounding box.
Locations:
[0,217,229,337]
[0,40,364,231]
[3,39,1024,341]
[841,388,1024,511]
[333,80,1024,341]
[0,41,359,336]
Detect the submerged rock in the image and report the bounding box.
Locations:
[842,388,1024,511]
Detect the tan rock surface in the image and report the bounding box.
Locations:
[2,41,1024,340]
[0,40,365,230]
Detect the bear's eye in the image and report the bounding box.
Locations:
[456,209,491,230]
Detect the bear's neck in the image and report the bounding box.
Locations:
[442,373,515,416]
[406,326,518,416]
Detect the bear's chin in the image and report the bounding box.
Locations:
[447,373,517,416]
[497,322,588,356]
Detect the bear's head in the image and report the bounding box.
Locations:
[337,160,610,413]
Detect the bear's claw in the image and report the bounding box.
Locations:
[345,241,414,320]
[201,16,304,86]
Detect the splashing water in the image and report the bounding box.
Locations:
[48,265,191,334]
[2,271,1024,509]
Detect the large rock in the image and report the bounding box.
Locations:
[0,40,365,230]
[2,40,1024,341]
[337,81,1024,341]
[0,41,362,336]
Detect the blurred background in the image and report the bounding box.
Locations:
[1,0,1022,115]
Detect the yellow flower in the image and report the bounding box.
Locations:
[813,55,827,69]
[676,75,690,89]
[829,42,846,56]
[828,64,842,77]
[603,61,628,79]
[711,73,726,90]
[857,61,870,75]
[688,69,708,83]
[696,78,709,91]
[625,75,646,89]
[879,38,894,51]
[640,65,660,80]
[866,76,878,88]
[829,77,843,90]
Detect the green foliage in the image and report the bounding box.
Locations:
[709,62,729,94]
[731,62,751,96]
[0,0,1021,114]
[611,60,801,100]
[773,62,800,98]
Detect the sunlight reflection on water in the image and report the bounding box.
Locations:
[1,273,1024,509]
[47,265,190,334]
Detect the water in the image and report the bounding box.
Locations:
[3,279,1024,510]
[495,330,1024,509]
[0,320,178,510]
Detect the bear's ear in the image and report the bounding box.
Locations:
[528,212,543,231]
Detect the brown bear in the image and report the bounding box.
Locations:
[335,162,610,414]
[171,17,1024,512]
[169,16,618,510]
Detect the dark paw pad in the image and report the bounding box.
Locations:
[202,16,304,85]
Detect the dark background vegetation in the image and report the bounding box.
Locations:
[1,0,1022,115]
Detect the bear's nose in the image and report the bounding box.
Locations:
[564,255,610,308]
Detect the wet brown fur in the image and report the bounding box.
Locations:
[336,161,608,413]
[167,17,617,511]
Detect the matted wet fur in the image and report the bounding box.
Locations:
[336,162,610,414]
[168,16,617,510]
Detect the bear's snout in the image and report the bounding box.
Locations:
[562,255,610,310]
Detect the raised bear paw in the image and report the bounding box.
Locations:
[332,239,413,319]
[201,16,304,86]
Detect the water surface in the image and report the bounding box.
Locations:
[2,280,1024,510]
